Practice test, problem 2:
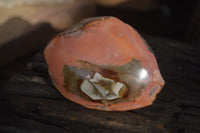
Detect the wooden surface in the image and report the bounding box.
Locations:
[0,35,200,133]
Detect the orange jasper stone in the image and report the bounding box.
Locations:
[44,16,165,111]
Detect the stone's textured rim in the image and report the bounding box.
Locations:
[44,16,165,111]
[60,16,113,36]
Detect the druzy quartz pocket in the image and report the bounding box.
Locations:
[44,16,165,111]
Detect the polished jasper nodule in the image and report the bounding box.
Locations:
[44,16,165,111]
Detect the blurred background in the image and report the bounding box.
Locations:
[0,0,198,67]
[0,0,200,133]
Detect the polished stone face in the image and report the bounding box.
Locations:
[44,16,165,111]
